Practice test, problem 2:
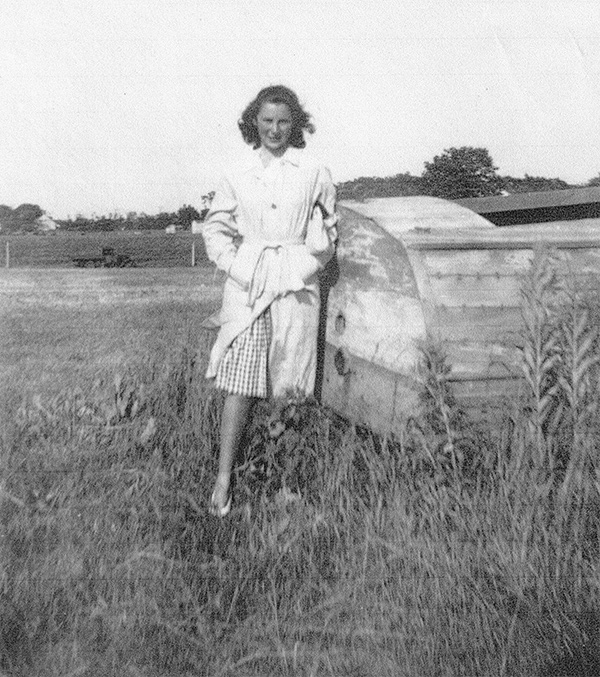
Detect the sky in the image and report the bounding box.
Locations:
[1,0,600,218]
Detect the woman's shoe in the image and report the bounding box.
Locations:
[209,489,232,517]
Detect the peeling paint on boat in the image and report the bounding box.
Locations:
[320,197,600,435]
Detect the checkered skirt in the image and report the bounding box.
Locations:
[214,308,272,397]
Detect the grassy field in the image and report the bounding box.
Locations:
[1,259,600,676]
[0,231,207,268]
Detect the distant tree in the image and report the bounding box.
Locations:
[56,203,205,232]
[176,204,201,229]
[0,203,44,232]
[421,147,504,199]
[336,173,423,200]
[502,174,572,193]
[14,203,44,223]
[0,205,12,230]
[587,174,600,187]
[94,215,123,232]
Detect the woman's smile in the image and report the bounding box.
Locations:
[255,102,293,155]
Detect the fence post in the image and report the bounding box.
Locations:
[5,241,9,269]
[191,241,196,267]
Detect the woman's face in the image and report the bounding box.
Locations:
[255,102,293,155]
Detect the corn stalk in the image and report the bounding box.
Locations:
[554,275,600,506]
[518,248,561,468]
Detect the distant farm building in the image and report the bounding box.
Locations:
[165,224,185,234]
[36,214,59,232]
[455,187,600,226]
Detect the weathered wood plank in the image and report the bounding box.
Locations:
[427,275,523,307]
[340,196,494,235]
[321,343,420,437]
[444,341,521,379]
[325,288,426,374]
[336,205,420,295]
[432,306,523,343]
[402,220,600,250]
[421,247,600,277]
[421,249,534,276]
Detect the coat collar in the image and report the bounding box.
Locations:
[278,147,302,167]
[242,147,303,176]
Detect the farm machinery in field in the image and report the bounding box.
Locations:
[72,247,136,268]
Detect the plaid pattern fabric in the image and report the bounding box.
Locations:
[214,308,272,397]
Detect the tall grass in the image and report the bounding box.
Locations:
[2,252,600,675]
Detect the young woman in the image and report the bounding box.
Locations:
[202,85,338,516]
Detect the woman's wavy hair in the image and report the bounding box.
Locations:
[238,85,315,149]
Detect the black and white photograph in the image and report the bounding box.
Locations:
[2,1,600,674]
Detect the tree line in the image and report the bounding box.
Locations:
[0,203,45,233]
[0,195,214,234]
[3,149,600,232]
[57,204,206,234]
[337,147,600,201]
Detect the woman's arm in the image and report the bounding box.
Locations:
[201,176,240,275]
[283,165,338,286]
[202,176,265,290]
[306,165,338,264]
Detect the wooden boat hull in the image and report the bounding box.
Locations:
[320,197,600,434]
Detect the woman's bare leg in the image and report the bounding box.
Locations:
[211,393,255,509]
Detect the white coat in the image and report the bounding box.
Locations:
[201,146,338,397]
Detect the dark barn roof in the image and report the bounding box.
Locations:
[455,187,600,226]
